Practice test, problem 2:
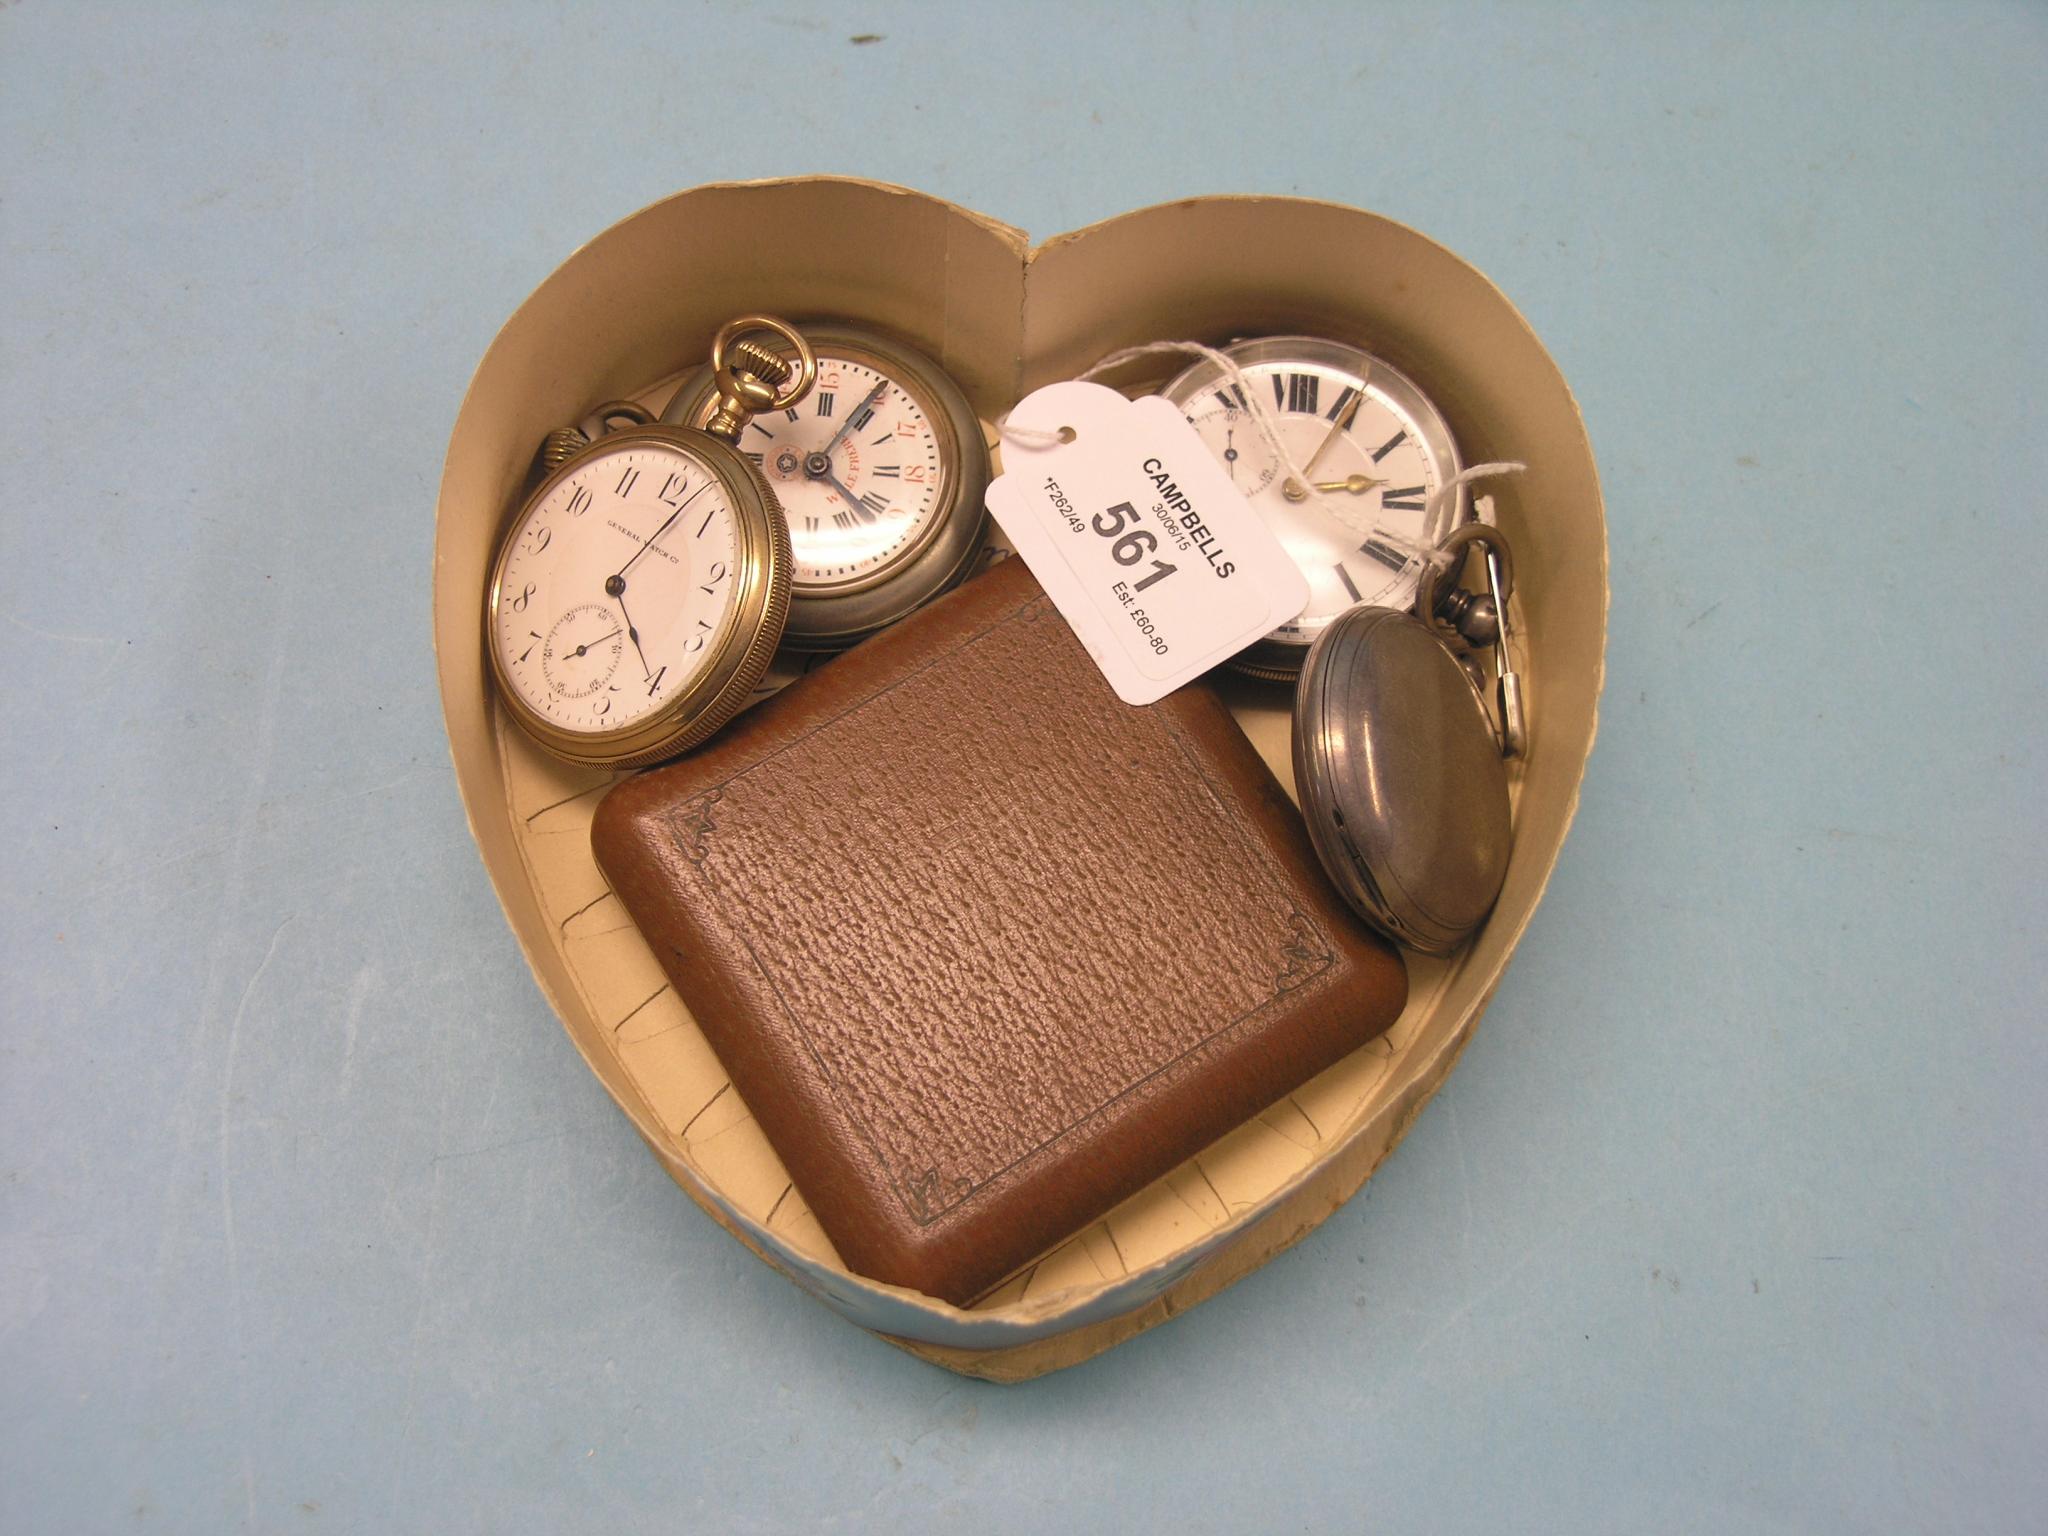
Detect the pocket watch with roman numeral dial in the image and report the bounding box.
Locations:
[662,321,989,650]
[1162,336,1466,680]
[484,316,816,768]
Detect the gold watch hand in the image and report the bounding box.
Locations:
[1284,378,1369,501]
[1311,473,1385,495]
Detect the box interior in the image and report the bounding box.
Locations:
[432,178,1605,1360]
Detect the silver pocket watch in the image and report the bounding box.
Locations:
[1292,521,1524,956]
[1162,335,1466,680]
[1163,335,1526,953]
[663,321,990,651]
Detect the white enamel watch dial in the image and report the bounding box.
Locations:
[664,323,990,650]
[737,356,945,588]
[491,440,741,734]
[483,315,811,768]
[1163,336,1464,676]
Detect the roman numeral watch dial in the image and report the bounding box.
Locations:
[485,316,815,768]
[1162,336,1466,680]
[662,322,990,650]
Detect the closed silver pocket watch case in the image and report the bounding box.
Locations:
[1292,606,1512,956]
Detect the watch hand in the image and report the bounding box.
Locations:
[821,467,872,520]
[611,588,654,680]
[1284,378,1369,501]
[1223,424,1239,483]
[614,508,680,579]
[612,480,709,583]
[817,378,889,460]
[569,628,622,658]
[1312,473,1385,495]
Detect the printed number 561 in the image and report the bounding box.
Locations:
[1093,502,1176,593]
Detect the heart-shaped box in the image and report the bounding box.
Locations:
[432,178,1606,1380]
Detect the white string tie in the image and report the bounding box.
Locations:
[997,340,1527,585]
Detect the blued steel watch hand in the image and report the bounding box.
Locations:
[568,628,621,658]
[612,480,708,584]
[821,466,872,521]
[610,587,654,680]
[817,378,889,461]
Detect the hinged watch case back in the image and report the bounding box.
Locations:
[431,178,1607,1381]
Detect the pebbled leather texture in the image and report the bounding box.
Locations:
[591,556,1408,1305]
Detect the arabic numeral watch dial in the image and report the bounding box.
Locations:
[1162,336,1466,680]
[662,321,990,649]
[485,315,817,768]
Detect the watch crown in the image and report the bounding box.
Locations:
[726,338,793,389]
[536,426,589,477]
[701,314,815,444]
[1435,586,1500,648]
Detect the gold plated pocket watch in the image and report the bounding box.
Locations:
[661,321,989,649]
[1162,336,1465,680]
[484,316,816,768]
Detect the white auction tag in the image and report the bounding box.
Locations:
[985,382,1308,705]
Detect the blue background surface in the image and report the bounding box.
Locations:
[3,2,2043,1531]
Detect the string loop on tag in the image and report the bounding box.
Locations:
[998,341,1528,591]
[997,342,1309,489]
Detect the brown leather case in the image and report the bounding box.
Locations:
[590,557,1407,1305]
